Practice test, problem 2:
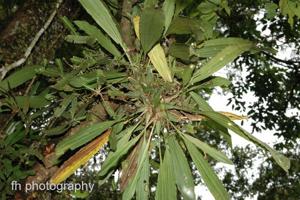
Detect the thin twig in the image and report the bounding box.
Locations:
[0,0,64,80]
[24,77,36,95]
[262,51,300,66]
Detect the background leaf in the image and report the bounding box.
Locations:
[167,135,195,200]
[185,139,230,200]
[140,8,165,53]
[162,0,175,35]
[79,0,128,54]
[182,133,233,164]
[74,20,121,57]
[155,148,177,200]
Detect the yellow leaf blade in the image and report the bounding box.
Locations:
[133,16,140,39]
[148,44,173,82]
[169,110,247,121]
[219,112,248,120]
[50,129,111,184]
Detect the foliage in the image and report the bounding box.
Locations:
[215,1,300,199]
[0,121,38,199]
[0,0,298,199]
[219,0,300,142]
[222,145,300,200]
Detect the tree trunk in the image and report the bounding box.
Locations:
[0,0,80,67]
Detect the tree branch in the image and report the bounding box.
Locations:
[262,51,300,66]
[0,0,64,80]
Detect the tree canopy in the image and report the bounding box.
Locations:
[0,0,299,199]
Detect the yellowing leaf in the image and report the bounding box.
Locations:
[148,44,173,82]
[133,16,173,82]
[169,110,247,122]
[133,16,141,39]
[50,129,111,184]
[219,112,248,120]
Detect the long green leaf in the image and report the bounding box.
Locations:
[199,76,231,88]
[55,120,116,157]
[167,135,195,200]
[74,21,121,58]
[155,148,177,200]
[168,43,191,60]
[201,111,290,172]
[140,8,165,53]
[163,0,175,35]
[116,124,140,149]
[185,139,230,200]
[166,16,200,35]
[54,94,76,117]
[79,0,128,55]
[191,41,253,84]
[203,37,253,47]
[0,65,41,91]
[144,0,158,8]
[136,153,150,200]
[44,124,70,136]
[206,120,232,148]
[99,133,142,177]
[60,16,78,35]
[175,0,193,15]
[192,38,253,58]
[182,133,233,165]
[133,16,172,82]
[190,91,213,111]
[4,96,49,109]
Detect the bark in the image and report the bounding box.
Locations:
[120,0,135,54]
[0,1,82,198]
[0,0,81,67]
